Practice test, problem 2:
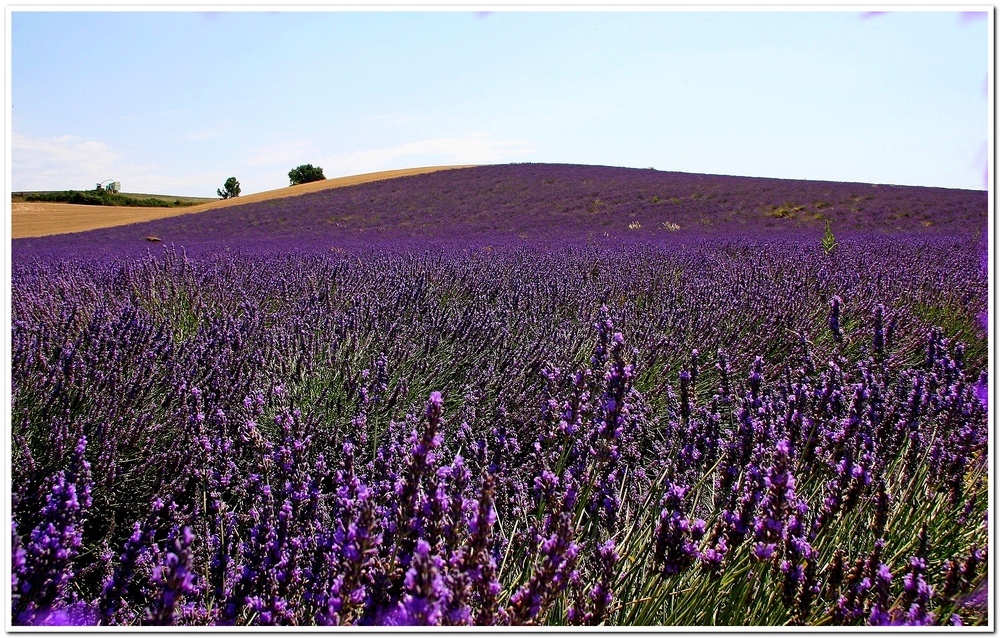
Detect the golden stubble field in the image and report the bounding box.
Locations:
[11,165,472,239]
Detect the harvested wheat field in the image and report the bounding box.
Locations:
[11,165,472,238]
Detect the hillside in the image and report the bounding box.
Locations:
[12,163,986,259]
[12,165,471,239]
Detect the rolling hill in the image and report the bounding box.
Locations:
[12,163,986,260]
[12,165,471,239]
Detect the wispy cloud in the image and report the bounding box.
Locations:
[12,132,124,190]
[12,131,534,195]
[120,170,236,196]
[11,131,232,195]
[320,133,534,176]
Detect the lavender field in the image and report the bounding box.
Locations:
[10,164,990,626]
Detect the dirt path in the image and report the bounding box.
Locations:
[12,165,473,239]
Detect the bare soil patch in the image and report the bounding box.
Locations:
[12,165,472,239]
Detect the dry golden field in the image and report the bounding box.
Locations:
[12,165,472,239]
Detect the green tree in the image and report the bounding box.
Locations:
[288,164,326,186]
[217,177,241,199]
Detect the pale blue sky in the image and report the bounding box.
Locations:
[10,9,990,196]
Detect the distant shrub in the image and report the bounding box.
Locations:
[767,203,806,219]
[821,222,838,254]
[217,177,241,200]
[288,164,326,186]
[628,220,642,229]
[661,221,680,231]
[24,190,182,208]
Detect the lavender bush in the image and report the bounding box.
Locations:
[11,164,988,625]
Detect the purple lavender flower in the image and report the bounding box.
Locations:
[831,557,871,624]
[896,556,935,625]
[679,369,692,422]
[866,563,892,626]
[393,391,446,575]
[653,482,704,577]
[11,521,26,611]
[753,439,799,563]
[872,304,885,356]
[322,476,382,625]
[718,461,762,547]
[975,370,987,410]
[145,527,197,625]
[465,473,502,626]
[567,539,619,626]
[700,535,727,576]
[508,474,581,625]
[829,295,843,342]
[716,350,733,402]
[793,557,820,623]
[14,436,92,625]
[586,540,618,625]
[383,539,446,626]
[20,602,98,626]
[99,520,155,624]
[960,580,988,613]
[871,480,890,541]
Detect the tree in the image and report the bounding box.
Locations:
[288,164,326,186]
[217,177,241,200]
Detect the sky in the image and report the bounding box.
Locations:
[9,8,991,196]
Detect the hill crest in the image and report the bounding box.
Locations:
[12,163,986,260]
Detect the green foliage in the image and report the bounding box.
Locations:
[767,203,806,219]
[911,299,988,369]
[21,190,188,208]
[217,176,241,199]
[288,164,326,186]
[821,222,838,254]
